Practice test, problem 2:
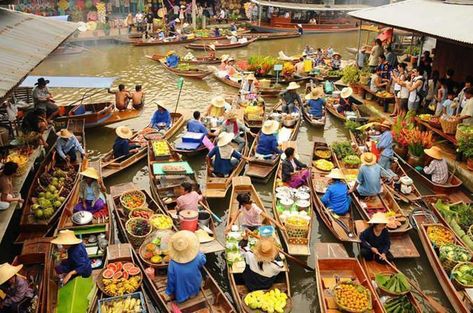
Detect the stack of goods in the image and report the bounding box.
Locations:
[334,281,372,313]
[225,226,245,271]
[385,211,407,230]
[375,273,411,295]
[152,140,171,158]
[139,234,172,267]
[150,214,173,230]
[6,150,29,176]
[456,124,473,142]
[418,114,432,122]
[120,190,146,215]
[452,262,473,288]
[100,262,141,296]
[244,104,264,121]
[332,142,357,165]
[313,159,334,172]
[129,208,153,220]
[439,244,472,273]
[125,218,152,248]
[383,296,416,313]
[435,200,473,250]
[135,128,162,141]
[243,289,288,313]
[175,132,205,151]
[427,225,455,248]
[98,292,145,313]
[440,115,460,135]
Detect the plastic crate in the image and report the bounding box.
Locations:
[98,291,147,313]
[182,132,205,143]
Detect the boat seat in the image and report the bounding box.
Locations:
[175,288,214,311]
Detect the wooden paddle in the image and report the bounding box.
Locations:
[200,286,215,313]
[198,201,222,223]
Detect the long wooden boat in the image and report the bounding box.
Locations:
[156,57,212,79]
[16,119,86,244]
[227,176,292,313]
[100,111,184,179]
[110,183,235,312]
[185,38,257,50]
[133,37,196,46]
[250,21,358,34]
[301,103,326,128]
[213,73,283,98]
[147,53,222,65]
[172,129,213,157]
[325,96,361,122]
[310,139,360,243]
[314,242,385,313]
[246,32,301,41]
[237,96,266,135]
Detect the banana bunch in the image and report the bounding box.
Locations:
[100,296,143,313]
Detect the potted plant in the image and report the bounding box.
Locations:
[458,137,473,171]
[341,65,360,94]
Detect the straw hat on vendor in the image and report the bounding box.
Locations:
[360,152,377,166]
[211,96,229,108]
[286,82,300,91]
[216,131,234,147]
[376,120,392,129]
[368,212,389,224]
[262,120,280,135]
[0,263,23,285]
[51,229,82,245]
[80,167,99,180]
[56,129,73,139]
[340,87,353,99]
[305,87,324,100]
[115,126,133,139]
[332,52,341,58]
[253,238,279,263]
[424,146,442,160]
[326,168,345,180]
[246,73,256,81]
[168,230,200,263]
[208,44,216,51]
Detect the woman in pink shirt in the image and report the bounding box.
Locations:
[175,182,203,212]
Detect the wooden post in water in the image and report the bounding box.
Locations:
[192,0,196,30]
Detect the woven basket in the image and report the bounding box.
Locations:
[468,225,473,242]
[439,244,472,273]
[452,262,473,289]
[333,282,372,313]
[456,124,472,143]
[120,190,146,216]
[125,217,152,249]
[428,118,442,129]
[286,218,309,238]
[128,207,154,220]
[440,118,460,135]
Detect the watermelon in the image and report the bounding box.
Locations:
[123,262,135,272]
[122,271,129,280]
[102,269,114,279]
[106,263,117,273]
[127,267,140,276]
[113,271,123,280]
[114,261,123,272]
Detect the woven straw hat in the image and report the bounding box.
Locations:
[246,73,256,80]
[340,87,353,99]
[253,238,279,262]
[262,120,279,135]
[327,168,345,180]
[221,54,230,62]
[286,82,300,90]
[0,263,23,285]
[116,126,133,139]
[168,230,200,264]
[305,87,324,100]
[217,132,234,147]
[209,44,216,51]
[56,129,73,139]
[360,152,377,165]
[368,212,389,224]
[80,167,99,180]
[210,96,228,108]
[424,146,442,160]
[51,229,82,245]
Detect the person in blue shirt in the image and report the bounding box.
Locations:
[113,126,140,159]
[256,120,281,158]
[187,111,209,135]
[442,90,456,117]
[165,51,179,68]
[207,132,247,177]
[52,230,92,285]
[321,169,350,215]
[74,167,106,214]
[150,105,172,129]
[165,230,206,303]
[55,129,86,165]
[230,22,237,32]
[350,152,389,198]
[305,87,325,119]
[376,121,394,171]
[213,27,221,37]
[360,212,393,264]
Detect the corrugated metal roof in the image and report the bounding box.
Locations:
[0,8,78,99]
[349,0,473,45]
[251,0,370,11]
[20,76,117,89]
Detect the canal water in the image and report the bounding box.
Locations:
[32,32,453,312]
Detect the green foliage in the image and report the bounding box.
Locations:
[57,276,94,313]
[458,137,473,159]
[247,55,279,75]
[403,46,421,56]
[341,65,360,85]
[332,141,355,159]
[345,120,361,132]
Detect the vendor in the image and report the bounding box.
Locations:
[240,73,258,100]
[256,120,282,159]
[32,77,59,122]
[295,23,303,35]
[305,87,325,119]
[207,132,246,177]
[206,44,216,59]
[113,126,141,159]
[281,147,309,188]
[376,121,394,171]
[187,111,209,135]
[150,104,172,129]
[55,129,86,166]
[457,87,473,125]
[0,162,23,211]
[165,50,179,68]
[52,230,92,285]
[321,169,350,216]
[219,55,229,71]
[0,263,34,312]
[107,84,132,111]
[242,238,285,291]
[280,82,302,114]
[422,146,448,185]
[331,52,341,70]
[360,213,393,264]
[370,69,388,93]
[350,152,388,199]
[176,182,203,212]
[21,108,49,147]
[205,96,231,118]
[74,167,106,214]
[337,87,355,114]
[220,111,247,151]
[165,231,206,303]
[228,31,239,44]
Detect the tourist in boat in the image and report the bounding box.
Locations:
[113,126,141,159]
[305,87,325,119]
[150,105,172,129]
[0,162,23,210]
[241,237,285,291]
[32,77,59,122]
[207,132,246,177]
[256,120,282,159]
[295,23,303,35]
[205,96,231,118]
[456,87,473,125]
[52,229,92,285]
[165,50,179,68]
[280,82,302,114]
[187,111,209,135]
[165,230,206,303]
[331,52,341,70]
[422,146,448,185]
[21,108,48,147]
[0,262,34,312]
[368,39,384,71]
[55,129,86,166]
[350,152,389,198]
[360,212,393,264]
[282,147,309,188]
[108,84,132,111]
[220,111,247,151]
[376,120,394,171]
[337,87,354,114]
[74,167,106,214]
[131,85,144,110]
[321,169,351,216]
[240,73,258,100]
[176,182,203,212]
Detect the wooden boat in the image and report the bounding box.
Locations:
[237,96,266,135]
[360,257,423,312]
[310,139,360,243]
[301,103,326,128]
[185,38,257,50]
[172,130,214,157]
[245,32,301,41]
[147,53,221,65]
[100,111,185,179]
[156,57,212,79]
[132,37,196,46]
[213,73,283,98]
[110,183,235,313]
[246,104,301,183]
[204,124,249,198]
[324,96,361,122]
[250,19,358,34]
[227,176,292,313]
[16,119,85,244]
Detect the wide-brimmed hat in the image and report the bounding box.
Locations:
[116,126,133,139]
[56,129,73,139]
[0,263,23,285]
[217,132,234,147]
[166,50,176,56]
[227,57,235,62]
[80,167,99,180]
[424,146,442,160]
[332,52,341,58]
[208,44,216,51]
[224,111,237,120]
[305,87,324,100]
[246,73,256,81]
[286,82,300,90]
[168,230,200,264]
[360,152,377,165]
[327,168,345,180]
[221,54,230,62]
[368,212,389,224]
[210,96,228,108]
[340,87,353,99]
[253,238,279,262]
[297,24,302,28]
[35,77,49,86]
[180,4,186,8]
[51,229,82,245]
[262,120,279,135]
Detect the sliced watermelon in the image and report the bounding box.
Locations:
[122,262,135,272]
[113,270,123,280]
[114,261,123,272]
[102,269,114,279]
[122,271,129,280]
[106,263,117,273]
[127,267,140,276]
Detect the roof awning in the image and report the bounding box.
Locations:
[20,76,117,89]
[251,0,370,11]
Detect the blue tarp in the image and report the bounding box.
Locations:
[20,76,116,89]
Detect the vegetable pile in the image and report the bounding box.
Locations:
[375,273,410,295]
[334,282,371,313]
[427,225,455,247]
[314,149,331,159]
[99,294,144,313]
[101,262,141,296]
[439,244,471,263]
[452,262,473,287]
[435,199,473,250]
[384,295,416,313]
[342,155,361,167]
[313,159,334,171]
[120,191,146,210]
[332,141,356,159]
[244,288,288,313]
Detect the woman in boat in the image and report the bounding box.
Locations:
[219,111,247,151]
[336,87,354,114]
[165,50,179,68]
[376,120,394,171]
[321,169,351,216]
[422,146,448,185]
[55,129,86,166]
[205,96,231,118]
[113,126,141,159]
[331,52,341,70]
[241,238,285,291]
[207,132,246,177]
[0,263,34,312]
[165,230,206,303]
[350,152,389,199]
[228,31,239,44]
[74,167,106,214]
[295,23,303,35]
[176,182,203,212]
[240,73,258,101]
[256,120,282,159]
[150,104,172,130]
[305,87,325,119]
[52,230,92,285]
[360,212,393,264]
[280,82,302,114]
[219,55,229,71]
[0,162,23,210]
[281,147,309,188]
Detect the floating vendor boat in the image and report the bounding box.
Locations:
[185,38,258,50]
[302,87,326,128]
[212,72,284,98]
[237,95,266,135]
[155,57,213,79]
[146,53,222,65]
[324,94,361,122]
[132,37,197,46]
[246,31,301,40]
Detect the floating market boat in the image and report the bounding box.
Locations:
[301,104,326,128]
[227,176,292,313]
[250,21,358,34]
[324,96,361,122]
[246,32,301,41]
[146,53,222,65]
[213,73,283,98]
[237,96,266,135]
[133,37,197,46]
[155,57,213,79]
[185,38,258,50]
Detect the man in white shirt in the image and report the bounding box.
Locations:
[458,87,473,125]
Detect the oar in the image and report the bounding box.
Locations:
[198,201,222,223]
[278,249,314,272]
[200,286,215,313]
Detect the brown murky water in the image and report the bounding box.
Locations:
[33,32,453,312]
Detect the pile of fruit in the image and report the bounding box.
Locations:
[439,244,471,263]
[313,159,334,172]
[6,151,29,176]
[126,218,151,237]
[385,211,406,230]
[333,282,371,313]
[120,191,145,211]
[384,296,416,313]
[31,167,75,220]
[140,242,170,265]
[375,273,410,295]
[150,214,173,230]
[101,262,141,296]
[99,295,144,313]
[418,114,432,122]
[243,288,288,313]
[452,262,473,287]
[129,208,153,219]
[427,225,455,247]
[314,149,331,159]
[342,155,361,168]
[376,91,393,98]
[152,140,170,157]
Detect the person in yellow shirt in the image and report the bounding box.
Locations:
[205,96,230,118]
